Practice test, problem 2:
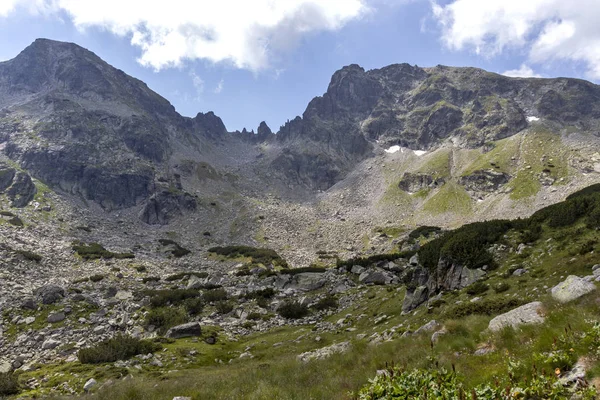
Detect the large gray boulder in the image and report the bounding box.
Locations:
[488,302,545,332]
[402,285,428,313]
[165,322,202,339]
[34,285,65,305]
[358,268,396,285]
[551,275,596,303]
[285,273,327,291]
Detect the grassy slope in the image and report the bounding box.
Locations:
[24,214,598,399]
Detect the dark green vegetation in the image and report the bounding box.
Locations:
[0,372,19,396]
[336,251,416,270]
[72,242,134,260]
[277,301,309,319]
[158,239,191,258]
[408,225,441,240]
[208,245,288,268]
[78,336,161,364]
[16,249,42,262]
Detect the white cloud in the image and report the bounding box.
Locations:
[432,0,600,79]
[2,0,367,71]
[189,70,204,95]
[214,79,224,94]
[502,64,542,78]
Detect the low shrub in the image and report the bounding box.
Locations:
[164,272,208,281]
[444,298,524,319]
[78,335,161,364]
[135,266,147,273]
[184,298,204,316]
[203,288,228,303]
[0,210,15,217]
[215,301,234,314]
[89,274,106,283]
[279,266,327,274]
[158,239,191,258]
[145,289,200,308]
[73,242,135,260]
[0,372,19,396]
[244,288,276,300]
[208,245,287,268]
[408,225,441,239]
[494,282,511,293]
[277,301,309,319]
[247,312,262,320]
[142,276,160,283]
[145,307,187,333]
[8,216,23,226]
[465,281,489,296]
[16,249,42,262]
[336,251,416,270]
[312,295,338,311]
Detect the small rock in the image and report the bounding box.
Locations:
[83,378,97,392]
[47,312,66,323]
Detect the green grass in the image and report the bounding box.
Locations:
[422,182,472,215]
[415,147,452,178]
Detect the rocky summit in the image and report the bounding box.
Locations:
[0,39,599,399]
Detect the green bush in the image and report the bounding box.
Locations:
[78,335,161,364]
[145,289,200,308]
[208,245,288,268]
[215,301,234,315]
[159,239,192,258]
[8,216,23,226]
[89,274,106,282]
[465,281,489,296]
[408,225,441,239]
[142,276,161,283]
[203,288,228,303]
[277,301,309,319]
[311,295,338,311]
[145,307,187,333]
[16,249,42,262]
[135,266,147,273]
[356,366,597,399]
[244,288,276,300]
[493,282,511,293]
[444,298,524,319]
[184,298,204,315]
[0,372,19,396]
[336,251,416,270]
[73,242,135,260]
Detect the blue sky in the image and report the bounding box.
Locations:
[1,0,599,132]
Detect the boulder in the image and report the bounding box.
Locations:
[358,268,395,285]
[297,341,350,363]
[139,190,197,225]
[551,275,596,303]
[0,166,16,191]
[165,322,202,339]
[47,312,66,323]
[459,170,510,193]
[34,285,65,305]
[488,302,545,332]
[286,273,327,291]
[402,285,428,313]
[415,320,441,335]
[83,378,97,392]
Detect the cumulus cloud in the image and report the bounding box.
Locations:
[2,0,367,71]
[432,0,600,79]
[502,64,542,78]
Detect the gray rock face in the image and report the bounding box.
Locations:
[398,173,445,193]
[139,190,197,225]
[0,166,16,191]
[34,285,65,305]
[402,285,428,313]
[165,322,202,339]
[488,301,545,332]
[551,275,596,303]
[459,170,510,194]
[7,172,36,208]
[285,273,327,291]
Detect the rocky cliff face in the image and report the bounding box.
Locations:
[0,39,600,268]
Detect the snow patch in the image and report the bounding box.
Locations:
[385,145,401,154]
[413,150,427,156]
[526,116,540,122]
